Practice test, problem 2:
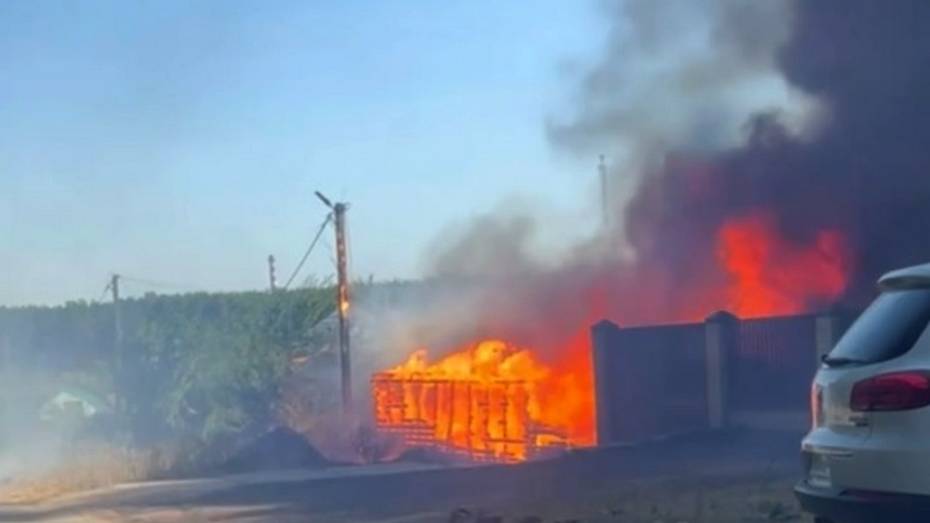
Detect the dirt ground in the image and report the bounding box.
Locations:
[440,473,808,523]
[20,473,808,523]
[0,430,811,523]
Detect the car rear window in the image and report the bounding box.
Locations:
[829,289,930,364]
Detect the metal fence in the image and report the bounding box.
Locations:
[593,320,706,445]
[732,314,818,412]
[593,310,851,446]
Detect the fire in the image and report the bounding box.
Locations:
[372,338,594,462]
[372,209,852,463]
[716,212,851,317]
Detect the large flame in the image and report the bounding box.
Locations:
[372,338,593,462]
[373,209,851,462]
[717,211,851,317]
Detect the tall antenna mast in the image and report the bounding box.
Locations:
[599,155,609,228]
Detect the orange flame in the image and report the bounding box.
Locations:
[717,212,851,317]
[372,338,593,462]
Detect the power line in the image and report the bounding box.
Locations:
[96,279,112,303]
[268,212,335,333]
[283,213,332,290]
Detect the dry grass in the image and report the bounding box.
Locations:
[277,382,402,464]
[0,443,174,504]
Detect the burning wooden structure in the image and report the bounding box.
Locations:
[371,340,577,463]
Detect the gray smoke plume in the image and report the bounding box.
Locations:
[548,0,803,166]
[415,0,930,350]
[429,213,540,280]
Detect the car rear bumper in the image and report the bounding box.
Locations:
[795,480,930,523]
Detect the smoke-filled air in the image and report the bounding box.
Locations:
[372,0,930,457]
[3,1,930,515]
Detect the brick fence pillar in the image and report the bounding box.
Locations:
[591,319,620,446]
[815,311,841,366]
[704,311,738,430]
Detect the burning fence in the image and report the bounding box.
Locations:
[372,339,593,462]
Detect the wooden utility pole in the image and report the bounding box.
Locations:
[315,191,353,414]
[333,202,352,412]
[268,254,277,292]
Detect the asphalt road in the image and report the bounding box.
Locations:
[0,429,803,523]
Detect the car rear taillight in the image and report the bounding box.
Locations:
[811,383,823,427]
[850,371,930,412]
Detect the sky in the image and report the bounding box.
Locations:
[0,1,606,306]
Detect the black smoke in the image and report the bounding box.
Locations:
[416,0,930,345]
[553,0,930,305]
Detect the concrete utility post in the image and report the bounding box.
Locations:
[111,273,123,415]
[268,255,277,292]
[315,191,352,414]
[599,154,609,228]
[111,274,122,360]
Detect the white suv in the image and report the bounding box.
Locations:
[796,263,930,523]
